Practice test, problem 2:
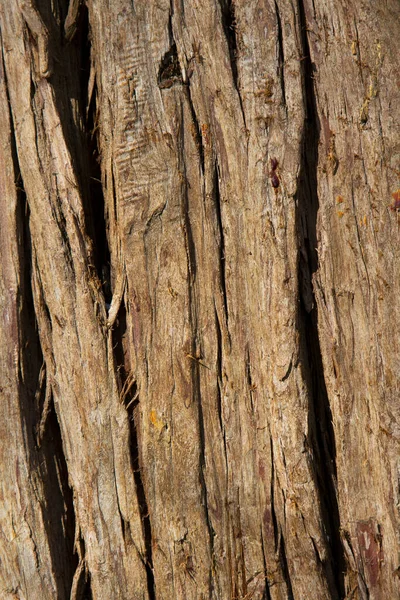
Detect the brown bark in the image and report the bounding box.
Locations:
[0,1,399,599]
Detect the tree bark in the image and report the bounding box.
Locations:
[0,1,399,599]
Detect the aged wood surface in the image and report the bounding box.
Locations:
[0,0,398,599]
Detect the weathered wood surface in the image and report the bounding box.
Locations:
[0,1,399,599]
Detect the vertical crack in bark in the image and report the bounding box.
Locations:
[269,437,296,598]
[218,0,247,129]
[260,527,272,600]
[245,345,255,413]
[279,533,295,600]
[180,132,215,596]
[4,58,77,595]
[71,531,93,600]
[80,9,111,300]
[274,1,287,112]
[168,4,206,173]
[112,300,155,600]
[269,437,279,554]
[195,355,216,599]
[128,389,156,599]
[297,0,345,596]
[214,306,229,498]
[214,161,229,325]
[64,0,85,43]
[218,0,238,87]
[183,83,205,174]
[214,308,225,435]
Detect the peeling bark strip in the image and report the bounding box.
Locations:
[0,1,399,599]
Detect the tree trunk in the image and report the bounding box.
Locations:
[0,1,399,598]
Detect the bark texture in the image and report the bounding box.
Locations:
[0,1,399,599]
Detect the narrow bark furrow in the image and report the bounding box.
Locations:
[279,535,294,600]
[297,0,345,596]
[274,1,287,112]
[127,398,156,600]
[218,0,238,89]
[113,311,156,600]
[213,161,229,325]
[182,165,215,596]
[184,82,205,174]
[218,0,247,130]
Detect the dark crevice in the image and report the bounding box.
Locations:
[280,358,292,382]
[158,13,181,89]
[270,438,293,598]
[274,1,287,111]
[81,12,111,300]
[3,51,77,596]
[81,573,93,600]
[260,528,272,600]
[269,437,279,553]
[195,357,216,599]
[112,300,155,600]
[214,307,229,485]
[214,307,224,434]
[64,0,85,43]
[219,0,238,87]
[25,207,77,598]
[180,115,214,598]
[180,103,198,286]
[171,3,205,173]
[214,162,229,324]
[297,0,345,597]
[40,406,79,597]
[310,535,322,565]
[72,533,93,600]
[53,4,111,300]
[158,43,181,88]
[218,0,247,129]
[245,345,255,414]
[279,534,295,600]
[184,84,205,174]
[129,399,155,600]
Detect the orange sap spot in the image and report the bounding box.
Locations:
[336,195,344,204]
[150,410,164,431]
[390,189,400,211]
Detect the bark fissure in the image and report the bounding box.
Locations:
[114,302,155,599]
[218,0,238,88]
[297,0,345,596]
[259,529,272,600]
[195,359,215,598]
[184,83,205,174]
[158,43,181,89]
[82,19,111,301]
[274,1,287,111]
[214,161,229,324]
[279,533,295,600]
[64,0,84,42]
[218,0,246,129]
[6,71,78,596]
[269,437,279,555]
[214,307,224,435]
[181,151,215,595]
[71,531,93,600]
[128,394,156,600]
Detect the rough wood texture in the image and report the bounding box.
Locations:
[0,1,398,599]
